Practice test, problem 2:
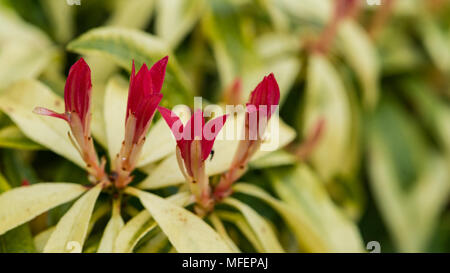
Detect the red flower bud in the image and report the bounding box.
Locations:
[125,57,167,144]
[214,73,280,200]
[114,57,168,188]
[34,58,92,132]
[158,107,227,177]
[33,58,105,182]
[246,73,280,121]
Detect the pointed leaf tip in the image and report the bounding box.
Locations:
[33,107,68,122]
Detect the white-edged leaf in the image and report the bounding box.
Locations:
[0,80,84,166]
[43,184,102,253]
[0,183,86,235]
[114,191,190,253]
[125,187,233,253]
[223,197,284,252]
[138,112,296,189]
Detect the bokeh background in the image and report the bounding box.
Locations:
[0,0,449,252]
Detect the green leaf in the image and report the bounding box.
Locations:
[0,80,85,167]
[338,21,380,109]
[67,27,192,106]
[0,173,11,193]
[0,183,86,235]
[222,197,284,252]
[125,187,233,253]
[0,125,43,150]
[43,184,102,253]
[138,112,296,189]
[114,192,190,253]
[156,0,206,49]
[402,81,450,154]
[0,224,35,253]
[302,54,352,181]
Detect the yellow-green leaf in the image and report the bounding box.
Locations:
[217,211,264,252]
[338,21,380,109]
[107,0,155,29]
[0,80,84,166]
[43,184,102,253]
[223,197,284,252]
[125,187,233,253]
[233,183,327,252]
[40,0,74,43]
[34,227,55,253]
[0,8,55,90]
[0,125,43,150]
[97,200,124,253]
[114,191,190,253]
[156,0,206,49]
[302,54,352,181]
[209,213,240,253]
[0,183,86,235]
[267,166,364,252]
[368,100,450,252]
